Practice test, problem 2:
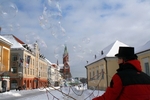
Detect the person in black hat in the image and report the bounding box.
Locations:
[92,46,150,100]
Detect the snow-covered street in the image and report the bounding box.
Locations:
[0,86,105,100]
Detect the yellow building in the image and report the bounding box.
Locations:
[0,35,12,92]
[136,40,150,76]
[85,40,128,90]
[2,34,48,90]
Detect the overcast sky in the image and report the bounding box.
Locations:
[0,0,150,77]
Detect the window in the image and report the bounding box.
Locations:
[28,68,29,75]
[101,69,104,79]
[33,69,34,75]
[12,55,18,61]
[12,67,17,73]
[93,71,95,80]
[145,62,150,76]
[30,69,32,75]
[143,58,150,76]
[90,72,91,80]
[97,70,99,79]
[33,59,34,66]
[24,67,26,74]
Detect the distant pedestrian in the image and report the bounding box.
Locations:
[22,83,26,90]
[92,47,150,100]
[16,86,22,91]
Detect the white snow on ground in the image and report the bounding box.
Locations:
[0,85,105,100]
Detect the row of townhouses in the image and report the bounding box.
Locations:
[85,40,150,90]
[0,34,66,92]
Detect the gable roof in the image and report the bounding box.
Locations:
[1,34,25,49]
[86,40,129,66]
[13,35,25,44]
[135,40,150,54]
[0,35,12,46]
[106,40,129,57]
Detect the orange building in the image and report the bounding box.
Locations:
[2,34,48,90]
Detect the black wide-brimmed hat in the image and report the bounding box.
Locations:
[115,47,136,59]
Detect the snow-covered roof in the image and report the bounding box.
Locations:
[45,58,52,65]
[106,40,129,57]
[86,40,129,66]
[1,34,24,49]
[135,40,150,54]
[0,35,12,46]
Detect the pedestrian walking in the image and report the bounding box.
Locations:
[92,47,150,100]
[22,83,26,90]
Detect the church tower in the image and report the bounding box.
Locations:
[63,45,71,79]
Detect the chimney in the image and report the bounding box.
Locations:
[95,55,96,59]
[101,51,103,55]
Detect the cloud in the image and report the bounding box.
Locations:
[1,0,150,77]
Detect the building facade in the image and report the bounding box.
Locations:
[85,40,128,90]
[137,51,150,76]
[0,35,12,92]
[2,34,48,90]
[86,40,150,90]
[49,64,62,86]
[136,40,150,76]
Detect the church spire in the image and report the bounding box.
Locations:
[62,44,71,79]
[63,44,68,57]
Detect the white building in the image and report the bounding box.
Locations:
[46,59,62,86]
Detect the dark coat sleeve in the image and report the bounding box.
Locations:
[92,74,123,100]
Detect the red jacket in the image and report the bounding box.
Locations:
[92,60,150,100]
